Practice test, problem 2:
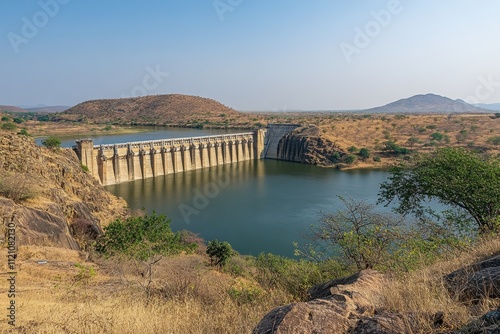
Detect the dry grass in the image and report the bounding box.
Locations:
[2,238,500,333]
[0,246,288,334]
[376,236,500,333]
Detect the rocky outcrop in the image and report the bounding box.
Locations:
[445,254,500,301]
[0,134,128,250]
[276,126,344,166]
[253,270,407,334]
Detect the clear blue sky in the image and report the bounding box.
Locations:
[1,0,499,110]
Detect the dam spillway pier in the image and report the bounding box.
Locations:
[75,125,299,186]
[75,131,265,186]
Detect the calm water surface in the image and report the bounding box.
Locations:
[37,127,243,148]
[106,159,392,257]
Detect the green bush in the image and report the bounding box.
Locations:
[42,136,61,149]
[373,156,381,162]
[382,141,410,155]
[348,146,358,153]
[430,132,443,141]
[206,240,234,268]
[255,253,346,300]
[17,129,29,136]
[487,136,500,145]
[1,116,10,122]
[1,123,17,131]
[95,212,196,260]
[344,154,357,165]
[358,148,371,160]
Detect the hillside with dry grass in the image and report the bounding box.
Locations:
[0,133,128,249]
[58,94,245,128]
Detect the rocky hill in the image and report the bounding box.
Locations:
[58,94,242,127]
[0,133,128,249]
[0,105,26,113]
[365,93,489,113]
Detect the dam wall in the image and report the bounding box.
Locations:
[76,131,266,186]
[75,124,300,186]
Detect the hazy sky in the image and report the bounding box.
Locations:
[1,0,499,110]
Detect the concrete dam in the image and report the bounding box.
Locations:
[75,125,299,186]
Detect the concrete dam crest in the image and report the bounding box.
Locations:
[75,124,299,186]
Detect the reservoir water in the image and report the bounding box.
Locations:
[50,127,393,257]
[37,127,243,148]
[105,159,392,257]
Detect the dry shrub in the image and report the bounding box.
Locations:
[0,171,37,202]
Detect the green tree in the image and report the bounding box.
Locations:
[206,239,233,268]
[382,141,410,155]
[430,132,443,141]
[344,154,357,165]
[41,136,61,149]
[379,148,500,233]
[407,137,420,148]
[348,146,358,153]
[358,148,371,160]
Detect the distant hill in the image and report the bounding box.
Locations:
[0,105,26,113]
[26,105,70,113]
[58,94,241,127]
[365,94,489,113]
[474,103,500,111]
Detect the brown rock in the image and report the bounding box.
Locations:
[445,254,500,301]
[253,270,395,334]
[351,314,407,334]
[276,126,343,166]
[0,133,128,250]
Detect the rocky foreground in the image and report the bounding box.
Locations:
[254,256,500,334]
[0,134,128,249]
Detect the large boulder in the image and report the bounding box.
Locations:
[445,254,500,301]
[253,270,407,334]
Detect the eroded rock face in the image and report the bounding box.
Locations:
[253,270,407,334]
[0,134,128,250]
[276,126,343,166]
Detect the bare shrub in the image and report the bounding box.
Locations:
[0,171,36,202]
